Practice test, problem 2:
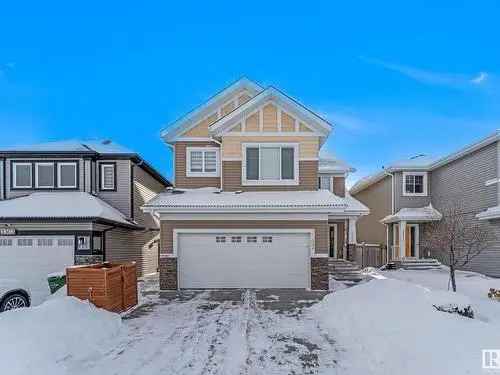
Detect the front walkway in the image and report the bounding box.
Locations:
[66,289,339,375]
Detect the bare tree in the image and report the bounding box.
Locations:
[421,199,493,292]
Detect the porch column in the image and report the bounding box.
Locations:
[398,220,406,258]
[348,217,357,244]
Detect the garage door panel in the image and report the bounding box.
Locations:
[178,232,310,289]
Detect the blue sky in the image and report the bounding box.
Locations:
[1,1,499,185]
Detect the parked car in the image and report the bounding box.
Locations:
[0,279,31,312]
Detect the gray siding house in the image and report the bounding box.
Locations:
[0,140,170,277]
[351,130,500,277]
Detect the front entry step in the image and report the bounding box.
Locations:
[388,258,442,270]
[329,259,365,282]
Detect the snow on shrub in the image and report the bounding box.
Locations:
[311,278,500,375]
[0,296,121,375]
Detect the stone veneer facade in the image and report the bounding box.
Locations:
[310,257,329,290]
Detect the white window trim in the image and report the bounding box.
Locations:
[402,171,428,197]
[12,162,33,189]
[241,142,300,186]
[186,147,220,178]
[35,162,55,188]
[57,162,77,189]
[100,164,116,190]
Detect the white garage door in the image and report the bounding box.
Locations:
[178,232,310,289]
[0,236,74,304]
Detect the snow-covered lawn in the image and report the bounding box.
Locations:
[375,266,500,300]
[4,269,500,375]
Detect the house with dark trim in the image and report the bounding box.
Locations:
[0,140,170,277]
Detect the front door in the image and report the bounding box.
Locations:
[405,224,419,258]
[329,224,338,258]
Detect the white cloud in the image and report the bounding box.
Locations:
[361,57,489,88]
[471,72,488,84]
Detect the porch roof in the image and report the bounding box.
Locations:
[381,204,442,224]
[143,187,369,214]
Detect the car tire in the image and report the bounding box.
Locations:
[0,293,29,312]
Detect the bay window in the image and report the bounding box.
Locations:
[243,143,299,185]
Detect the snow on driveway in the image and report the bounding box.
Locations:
[65,289,339,375]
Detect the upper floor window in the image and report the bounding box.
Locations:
[403,172,428,196]
[242,143,299,185]
[57,162,78,189]
[99,163,116,191]
[11,160,78,190]
[35,162,55,188]
[319,175,331,191]
[12,162,33,189]
[186,147,220,177]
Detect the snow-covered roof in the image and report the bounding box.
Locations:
[351,130,500,195]
[143,187,368,214]
[318,158,355,174]
[476,206,500,221]
[0,192,139,228]
[381,204,442,224]
[0,139,135,154]
[160,78,263,143]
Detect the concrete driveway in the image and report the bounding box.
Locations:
[68,288,339,375]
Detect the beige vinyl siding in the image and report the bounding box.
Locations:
[221,101,235,116]
[222,160,318,191]
[281,112,296,132]
[105,227,159,277]
[183,113,218,138]
[262,103,278,132]
[221,136,319,159]
[333,176,346,197]
[352,175,392,246]
[238,93,252,106]
[96,159,132,217]
[160,220,329,255]
[299,123,313,132]
[5,157,85,199]
[133,164,166,228]
[245,113,260,132]
[174,142,221,189]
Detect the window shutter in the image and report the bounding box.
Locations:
[281,147,295,180]
[246,147,259,180]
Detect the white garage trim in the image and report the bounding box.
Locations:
[171,228,316,258]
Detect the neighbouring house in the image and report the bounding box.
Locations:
[142,78,369,290]
[0,140,171,281]
[350,130,500,277]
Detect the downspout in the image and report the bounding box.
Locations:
[383,170,395,261]
[209,136,223,190]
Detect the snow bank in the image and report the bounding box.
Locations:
[0,296,121,375]
[379,267,500,300]
[312,278,500,375]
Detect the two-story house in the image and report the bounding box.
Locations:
[351,130,500,277]
[143,78,369,290]
[0,140,170,285]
